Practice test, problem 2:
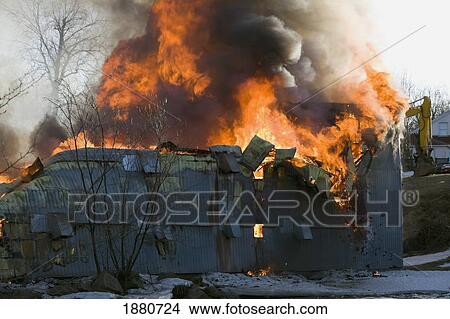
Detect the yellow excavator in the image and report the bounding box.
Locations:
[405,96,436,176]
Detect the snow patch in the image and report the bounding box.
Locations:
[204,270,450,297]
[404,248,450,266]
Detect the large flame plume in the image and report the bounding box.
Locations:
[93,0,407,191]
[2,0,408,192]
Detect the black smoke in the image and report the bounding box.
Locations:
[31,115,67,159]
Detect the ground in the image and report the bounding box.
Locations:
[3,251,450,299]
[403,173,450,255]
[3,266,450,298]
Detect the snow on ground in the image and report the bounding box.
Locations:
[125,277,193,299]
[1,275,193,299]
[5,250,450,298]
[204,270,450,297]
[59,292,118,299]
[402,171,415,178]
[403,248,450,266]
[3,270,450,298]
[54,275,193,299]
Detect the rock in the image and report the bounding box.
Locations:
[204,286,225,298]
[91,271,124,294]
[172,285,189,298]
[26,280,51,294]
[158,273,178,280]
[302,271,328,281]
[78,277,94,291]
[159,278,192,288]
[0,287,42,299]
[47,277,93,296]
[47,285,80,297]
[118,271,144,290]
[185,286,211,299]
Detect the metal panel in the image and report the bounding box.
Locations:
[275,148,296,163]
[122,155,141,172]
[140,152,159,173]
[241,136,274,171]
[295,225,313,240]
[222,224,241,238]
[30,215,47,233]
[47,148,132,165]
[209,145,242,158]
[215,153,241,173]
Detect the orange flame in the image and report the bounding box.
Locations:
[0,175,14,184]
[246,266,272,277]
[51,132,96,156]
[209,77,368,190]
[97,0,211,109]
[92,1,408,194]
[209,77,300,148]
[51,132,153,156]
[96,48,160,111]
[153,0,211,97]
[253,224,264,239]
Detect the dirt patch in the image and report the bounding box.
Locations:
[403,174,450,255]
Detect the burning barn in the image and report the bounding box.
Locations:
[0,133,402,280]
[0,0,407,280]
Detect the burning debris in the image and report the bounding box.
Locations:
[246,266,272,278]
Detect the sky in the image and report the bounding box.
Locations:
[0,0,449,139]
[370,0,450,89]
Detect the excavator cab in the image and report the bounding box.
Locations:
[406,96,437,176]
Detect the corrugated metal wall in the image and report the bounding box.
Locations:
[0,142,403,279]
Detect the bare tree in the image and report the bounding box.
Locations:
[49,84,110,273]
[50,84,176,283]
[13,0,105,103]
[136,98,170,145]
[400,73,450,169]
[401,72,450,124]
[0,81,25,115]
[0,72,39,114]
[0,74,40,177]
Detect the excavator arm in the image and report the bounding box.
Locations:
[405,96,435,176]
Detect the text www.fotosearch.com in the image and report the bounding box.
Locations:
[189,302,328,315]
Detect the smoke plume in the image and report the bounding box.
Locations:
[2,0,406,189]
[92,0,154,41]
[31,115,67,160]
[96,0,404,150]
